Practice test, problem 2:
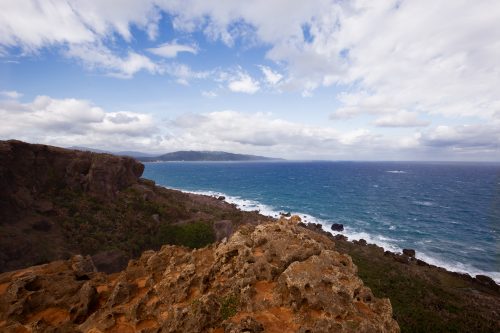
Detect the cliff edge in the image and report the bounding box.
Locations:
[0,140,268,273]
[0,217,399,333]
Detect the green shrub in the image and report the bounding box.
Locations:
[219,294,239,320]
[157,221,215,249]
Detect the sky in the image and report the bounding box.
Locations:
[0,0,499,161]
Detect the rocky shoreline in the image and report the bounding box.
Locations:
[302,222,499,292]
[1,140,499,332]
[298,222,499,332]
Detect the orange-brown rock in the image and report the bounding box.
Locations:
[0,218,399,332]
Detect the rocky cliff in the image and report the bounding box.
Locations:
[0,140,268,273]
[0,217,399,333]
[0,140,144,210]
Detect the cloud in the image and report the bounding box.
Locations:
[0,1,499,160]
[0,90,22,99]
[65,43,160,78]
[165,110,385,159]
[160,1,500,120]
[147,41,198,58]
[259,65,283,86]
[0,0,160,78]
[165,63,210,85]
[0,94,156,144]
[227,71,260,94]
[201,90,217,98]
[0,0,95,49]
[374,111,430,128]
[421,124,500,151]
[0,92,498,160]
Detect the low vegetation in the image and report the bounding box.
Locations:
[334,241,500,333]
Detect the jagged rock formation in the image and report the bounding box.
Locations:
[0,218,399,332]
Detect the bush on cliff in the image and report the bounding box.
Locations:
[156,221,215,249]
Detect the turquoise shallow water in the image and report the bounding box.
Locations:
[143,161,500,282]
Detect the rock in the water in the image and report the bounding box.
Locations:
[331,223,344,231]
[0,219,400,332]
[402,248,416,257]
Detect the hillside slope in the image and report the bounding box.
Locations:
[0,140,268,273]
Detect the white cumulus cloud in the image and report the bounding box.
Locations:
[227,71,260,94]
[147,41,198,58]
[374,111,430,128]
[0,94,157,147]
[0,90,22,99]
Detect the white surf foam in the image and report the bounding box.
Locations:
[386,170,407,174]
[415,252,500,283]
[413,200,436,207]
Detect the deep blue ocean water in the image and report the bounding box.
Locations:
[143,161,500,282]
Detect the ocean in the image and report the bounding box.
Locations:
[143,161,500,283]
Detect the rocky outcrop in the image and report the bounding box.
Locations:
[0,140,143,211]
[0,218,399,332]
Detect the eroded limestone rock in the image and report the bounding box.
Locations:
[0,218,399,332]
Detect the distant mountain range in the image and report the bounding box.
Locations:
[68,146,281,161]
[137,151,282,162]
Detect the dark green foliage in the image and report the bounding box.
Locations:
[219,294,239,320]
[338,246,500,333]
[156,221,215,249]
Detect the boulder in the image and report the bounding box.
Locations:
[475,275,499,291]
[356,239,368,246]
[331,223,344,231]
[403,248,416,257]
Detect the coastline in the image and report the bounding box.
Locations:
[168,186,500,284]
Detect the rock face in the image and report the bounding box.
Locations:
[0,218,399,332]
[0,140,144,210]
